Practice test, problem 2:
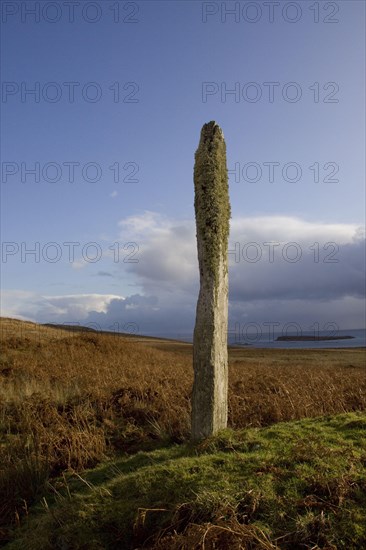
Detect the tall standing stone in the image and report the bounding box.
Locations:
[191,121,231,440]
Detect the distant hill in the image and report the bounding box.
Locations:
[0,316,191,346]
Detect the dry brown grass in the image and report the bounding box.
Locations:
[0,317,365,536]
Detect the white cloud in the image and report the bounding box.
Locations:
[118,211,197,292]
[0,290,37,321]
[230,216,359,245]
[71,259,89,270]
[0,291,124,323]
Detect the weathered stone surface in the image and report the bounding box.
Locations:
[191,121,231,440]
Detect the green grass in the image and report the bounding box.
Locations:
[4,412,366,549]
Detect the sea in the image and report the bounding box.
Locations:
[227,328,366,350]
[165,328,366,349]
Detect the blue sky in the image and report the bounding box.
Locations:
[1,0,365,337]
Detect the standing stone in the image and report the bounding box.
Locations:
[191,121,231,440]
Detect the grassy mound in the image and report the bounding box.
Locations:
[5,412,366,549]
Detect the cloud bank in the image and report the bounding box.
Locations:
[2,212,365,337]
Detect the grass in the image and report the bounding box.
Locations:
[0,317,365,548]
[4,412,366,549]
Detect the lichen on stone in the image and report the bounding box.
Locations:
[194,121,231,292]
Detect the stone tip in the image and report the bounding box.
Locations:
[203,120,219,130]
[200,121,224,142]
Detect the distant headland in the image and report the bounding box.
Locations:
[276,335,355,342]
